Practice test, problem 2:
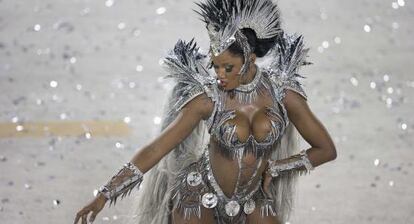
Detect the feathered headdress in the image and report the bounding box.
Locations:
[195,0,283,71]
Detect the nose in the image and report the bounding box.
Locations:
[215,68,226,79]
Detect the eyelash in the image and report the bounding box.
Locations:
[213,65,234,72]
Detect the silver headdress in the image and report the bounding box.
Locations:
[195,0,282,76]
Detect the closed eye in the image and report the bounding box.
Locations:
[225,65,234,73]
[211,63,234,73]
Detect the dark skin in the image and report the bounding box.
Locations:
[74,50,337,224]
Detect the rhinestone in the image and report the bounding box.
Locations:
[243,199,256,214]
[186,172,202,187]
[201,193,218,208]
[225,200,240,217]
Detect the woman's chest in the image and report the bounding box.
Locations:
[211,96,288,155]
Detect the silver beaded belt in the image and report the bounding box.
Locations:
[199,149,263,217]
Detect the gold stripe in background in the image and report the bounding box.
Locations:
[0,121,131,138]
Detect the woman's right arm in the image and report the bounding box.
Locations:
[74,93,214,224]
[130,93,214,173]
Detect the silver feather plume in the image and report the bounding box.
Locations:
[162,39,216,113]
[264,32,311,101]
[195,0,282,56]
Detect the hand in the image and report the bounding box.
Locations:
[262,170,273,198]
[74,194,107,224]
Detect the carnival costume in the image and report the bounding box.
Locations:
[97,0,314,223]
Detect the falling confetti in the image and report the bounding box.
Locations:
[105,0,114,7]
[364,24,371,32]
[153,116,161,125]
[50,81,58,88]
[156,7,167,15]
[33,24,41,31]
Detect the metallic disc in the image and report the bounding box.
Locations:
[225,200,240,217]
[243,199,256,214]
[201,193,218,208]
[186,171,202,187]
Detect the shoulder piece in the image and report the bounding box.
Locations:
[261,33,311,102]
[162,39,219,129]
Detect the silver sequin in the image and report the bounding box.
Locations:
[201,193,218,208]
[186,171,202,187]
[243,199,256,214]
[225,200,240,217]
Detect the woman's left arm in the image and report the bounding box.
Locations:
[263,89,337,194]
[282,89,337,167]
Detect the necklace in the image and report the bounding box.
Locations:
[218,65,266,108]
[235,65,261,93]
[232,65,264,104]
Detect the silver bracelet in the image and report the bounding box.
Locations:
[267,150,314,178]
[98,162,144,206]
[299,150,314,171]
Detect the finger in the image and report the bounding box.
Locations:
[74,213,81,224]
[74,210,86,224]
[81,213,88,224]
[89,211,97,223]
[263,174,272,197]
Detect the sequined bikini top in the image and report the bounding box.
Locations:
[212,106,286,159]
[208,68,289,159]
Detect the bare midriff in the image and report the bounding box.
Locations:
[208,139,271,198]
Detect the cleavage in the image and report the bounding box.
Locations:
[221,105,280,144]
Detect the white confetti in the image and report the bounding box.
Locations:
[317,46,324,53]
[70,57,77,64]
[105,0,114,7]
[334,37,341,44]
[115,142,124,149]
[136,65,144,72]
[153,116,161,125]
[11,116,19,123]
[50,81,58,88]
[364,24,371,33]
[117,22,126,30]
[34,24,41,31]
[16,125,24,132]
[392,22,399,29]
[133,29,141,37]
[129,82,136,88]
[386,98,393,107]
[350,77,359,86]
[392,2,399,9]
[322,41,329,49]
[156,7,167,15]
[123,116,131,124]
[59,113,67,120]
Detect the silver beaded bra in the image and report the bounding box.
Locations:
[209,68,289,160]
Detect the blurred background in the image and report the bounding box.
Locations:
[0,0,413,223]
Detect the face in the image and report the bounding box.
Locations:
[211,50,244,90]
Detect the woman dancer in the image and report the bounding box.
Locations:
[74,0,337,223]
